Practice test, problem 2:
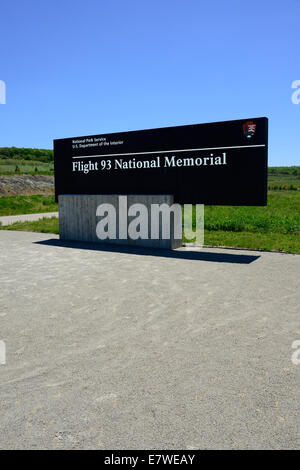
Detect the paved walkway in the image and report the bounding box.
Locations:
[0,230,299,449]
[0,211,58,226]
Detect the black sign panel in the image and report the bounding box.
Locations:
[54,117,268,205]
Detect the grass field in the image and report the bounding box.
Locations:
[0,216,59,234]
[203,230,300,253]
[0,147,54,175]
[0,194,58,216]
[1,190,299,253]
[0,160,54,175]
[0,153,299,253]
[204,191,300,234]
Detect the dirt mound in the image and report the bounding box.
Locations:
[0,175,54,196]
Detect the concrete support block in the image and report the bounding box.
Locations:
[58,194,182,249]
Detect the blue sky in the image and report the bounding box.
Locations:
[0,0,299,166]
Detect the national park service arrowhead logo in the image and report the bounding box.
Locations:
[243,120,256,140]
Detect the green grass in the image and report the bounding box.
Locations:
[203,230,300,254]
[0,162,299,254]
[1,190,299,254]
[181,190,300,253]
[0,147,54,175]
[268,166,300,190]
[0,217,59,234]
[0,195,58,216]
[2,215,299,253]
[268,175,300,190]
[203,191,300,234]
[0,160,54,174]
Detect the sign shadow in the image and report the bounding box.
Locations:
[34,239,260,264]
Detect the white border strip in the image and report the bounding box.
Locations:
[72,144,266,159]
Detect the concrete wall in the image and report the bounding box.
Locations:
[59,194,182,249]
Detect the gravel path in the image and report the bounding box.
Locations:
[0,212,58,226]
[0,230,299,449]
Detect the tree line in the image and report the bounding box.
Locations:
[0,147,53,163]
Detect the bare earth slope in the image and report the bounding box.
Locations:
[0,175,54,196]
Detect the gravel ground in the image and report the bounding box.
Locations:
[0,230,299,450]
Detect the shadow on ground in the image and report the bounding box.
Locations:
[34,239,260,264]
